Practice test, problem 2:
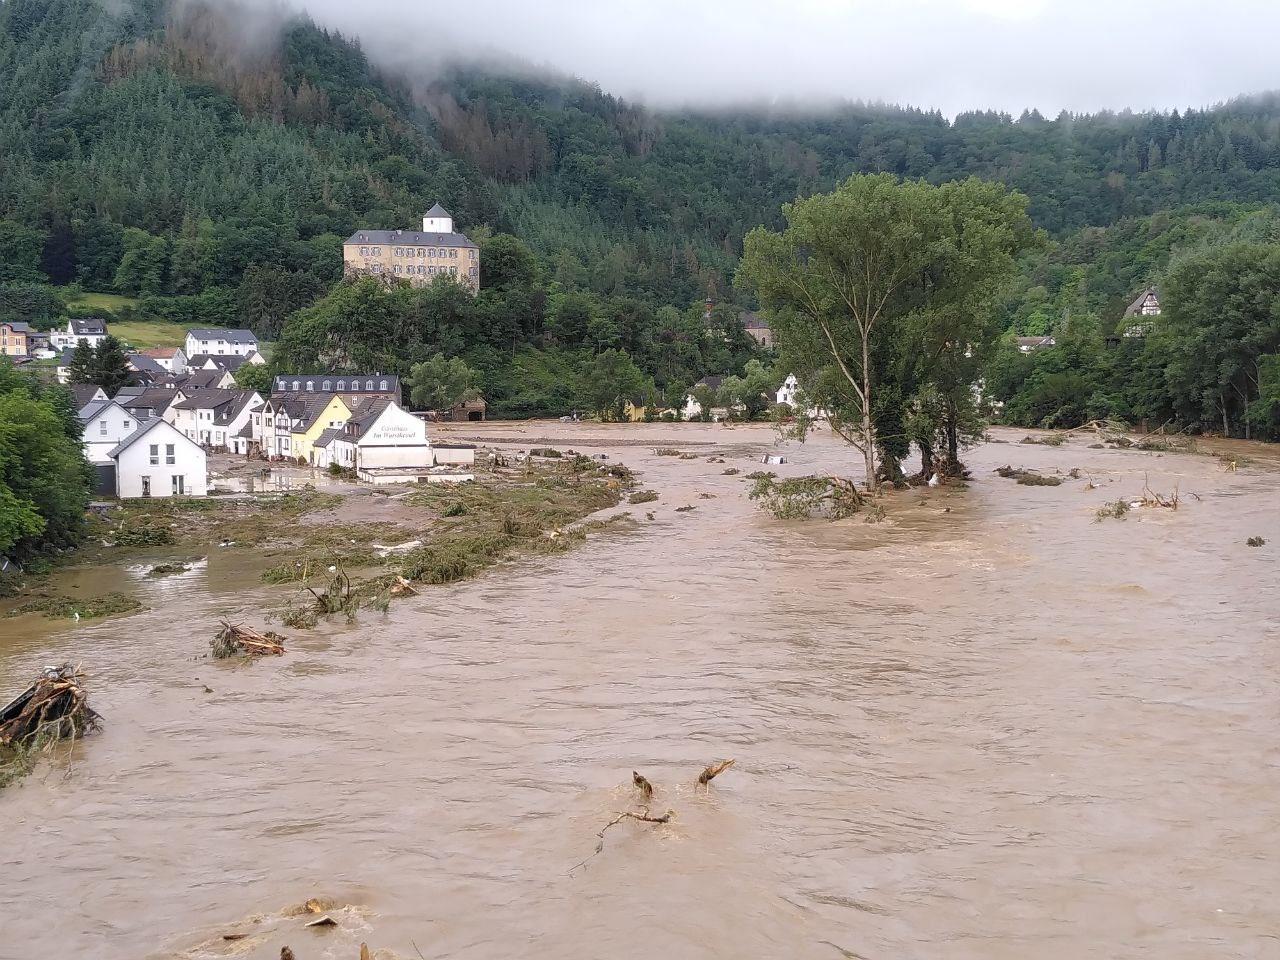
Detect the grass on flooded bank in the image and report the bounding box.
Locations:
[4,459,635,624]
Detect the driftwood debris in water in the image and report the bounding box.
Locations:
[698,758,736,785]
[211,621,286,659]
[0,663,101,749]
[281,948,295,960]
[571,809,675,875]
[633,770,653,800]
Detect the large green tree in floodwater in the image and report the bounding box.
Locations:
[736,174,1038,489]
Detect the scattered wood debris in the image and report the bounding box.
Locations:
[212,622,286,659]
[633,770,653,800]
[1247,536,1266,547]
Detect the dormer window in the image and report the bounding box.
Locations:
[337,380,346,390]
[292,380,300,390]
[365,379,374,390]
[322,379,331,391]
[380,379,389,390]
[306,380,314,391]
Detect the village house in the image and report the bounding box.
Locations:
[107,419,207,499]
[139,347,187,374]
[168,389,263,450]
[1015,335,1057,354]
[776,373,800,407]
[69,384,108,417]
[184,328,259,359]
[257,393,351,461]
[187,351,265,373]
[326,399,436,483]
[683,375,725,421]
[0,320,32,357]
[1122,286,1161,338]
[79,399,141,464]
[50,317,107,351]
[127,353,169,380]
[342,204,481,292]
[115,385,185,423]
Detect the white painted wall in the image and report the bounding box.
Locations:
[185,332,258,358]
[114,422,207,498]
[356,404,432,468]
[82,402,141,464]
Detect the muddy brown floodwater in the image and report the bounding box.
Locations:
[2,423,1279,960]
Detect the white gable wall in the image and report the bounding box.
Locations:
[356,404,431,469]
[114,422,207,498]
[82,402,141,464]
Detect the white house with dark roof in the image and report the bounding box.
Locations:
[169,389,263,449]
[108,419,207,499]
[1122,286,1161,338]
[184,328,259,359]
[50,317,107,351]
[79,399,142,464]
[188,351,264,373]
[342,203,481,292]
[327,399,433,482]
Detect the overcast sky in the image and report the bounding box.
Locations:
[279,0,1278,116]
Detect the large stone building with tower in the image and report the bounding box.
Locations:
[342,203,480,292]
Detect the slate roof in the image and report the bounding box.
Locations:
[313,427,344,448]
[177,369,233,390]
[343,229,477,248]
[740,312,769,330]
[188,353,251,372]
[1,320,32,333]
[694,375,725,391]
[187,328,257,344]
[78,399,110,423]
[70,318,107,335]
[128,353,168,375]
[342,398,392,439]
[105,418,199,459]
[425,202,451,219]
[71,384,106,409]
[117,388,180,417]
[272,374,400,396]
[171,388,239,411]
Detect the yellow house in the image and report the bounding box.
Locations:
[290,395,354,464]
[622,399,648,423]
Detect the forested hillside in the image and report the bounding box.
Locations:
[2,0,1279,431]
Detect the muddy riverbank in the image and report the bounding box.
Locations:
[1,423,1278,960]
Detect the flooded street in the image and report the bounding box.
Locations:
[2,423,1278,960]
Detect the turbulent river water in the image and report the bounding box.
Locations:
[2,423,1278,960]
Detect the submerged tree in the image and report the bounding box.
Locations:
[737,173,1037,489]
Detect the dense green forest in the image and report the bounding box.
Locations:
[2,0,1279,433]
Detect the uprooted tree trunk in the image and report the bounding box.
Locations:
[0,664,101,749]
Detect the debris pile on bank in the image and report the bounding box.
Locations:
[212,622,287,659]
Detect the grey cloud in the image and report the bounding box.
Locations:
[245,0,1279,115]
